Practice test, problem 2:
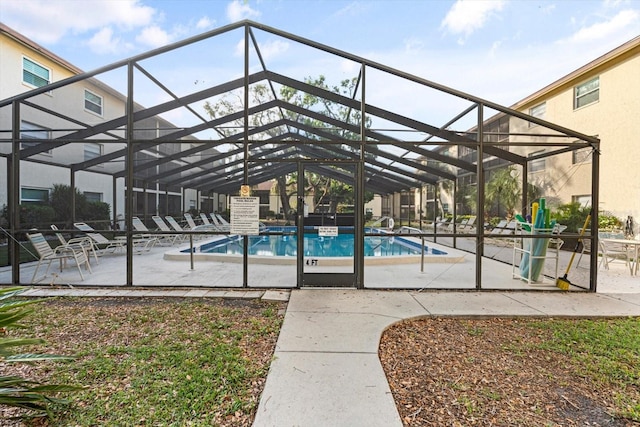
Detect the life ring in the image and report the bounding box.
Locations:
[388,218,395,229]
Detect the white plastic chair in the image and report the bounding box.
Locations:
[27,231,91,283]
[51,224,99,264]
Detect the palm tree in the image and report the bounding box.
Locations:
[486,166,521,219]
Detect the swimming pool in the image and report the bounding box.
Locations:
[192,229,447,257]
[166,227,462,265]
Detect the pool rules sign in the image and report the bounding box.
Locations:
[230,196,260,235]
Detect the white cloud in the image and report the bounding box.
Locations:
[136,25,173,48]
[87,27,129,55]
[234,38,289,60]
[196,16,215,30]
[258,40,290,60]
[440,0,506,41]
[563,9,640,44]
[226,0,261,22]
[0,0,156,44]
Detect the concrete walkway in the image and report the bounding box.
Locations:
[252,289,640,427]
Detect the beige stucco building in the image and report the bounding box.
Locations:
[510,36,640,221]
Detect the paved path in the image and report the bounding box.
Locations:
[253,289,640,427]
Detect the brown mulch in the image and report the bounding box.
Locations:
[379,317,636,426]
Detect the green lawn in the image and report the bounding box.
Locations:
[11,297,285,426]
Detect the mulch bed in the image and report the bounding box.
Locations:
[379,317,634,426]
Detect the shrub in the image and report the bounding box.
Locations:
[82,201,110,223]
[20,205,56,229]
[599,212,622,230]
[551,203,591,232]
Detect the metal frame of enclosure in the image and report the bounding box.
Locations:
[0,21,601,290]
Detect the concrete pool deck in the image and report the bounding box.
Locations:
[2,235,640,292]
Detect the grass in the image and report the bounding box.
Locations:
[9,297,284,426]
[529,317,640,420]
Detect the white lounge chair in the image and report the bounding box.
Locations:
[165,216,188,231]
[132,216,175,246]
[184,213,198,230]
[74,222,155,253]
[200,213,212,225]
[27,231,91,283]
[209,213,231,232]
[152,216,185,244]
[184,212,220,232]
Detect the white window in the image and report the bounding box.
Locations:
[84,142,103,161]
[84,89,103,115]
[528,102,546,127]
[21,187,49,204]
[528,150,545,173]
[574,77,599,109]
[22,57,51,88]
[84,192,103,203]
[20,121,51,154]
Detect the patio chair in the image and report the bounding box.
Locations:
[435,217,449,228]
[132,216,175,246]
[74,222,155,253]
[448,218,470,233]
[51,224,99,264]
[183,212,221,234]
[489,220,508,235]
[152,216,185,244]
[184,213,198,229]
[210,213,231,232]
[599,239,631,270]
[165,215,188,231]
[200,213,212,225]
[460,216,477,233]
[27,231,91,283]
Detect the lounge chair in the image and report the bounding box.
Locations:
[489,220,508,235]
[448,218,470,233]
[165,216,188,231]
[183,212,221,234]
[184,213,198,229]
[152,216,185,244]
[132,216,175,246]
[74,222,155,253]
[51,224,99,264]
[209,213,231,232]
[27,231,91,283]
[200,213,212,225]
[459,216,477,233]
[484,220,510,246]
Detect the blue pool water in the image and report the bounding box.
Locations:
[193,230,448,257]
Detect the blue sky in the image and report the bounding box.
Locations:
[2,0,639,130]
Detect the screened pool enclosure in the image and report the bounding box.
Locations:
[0,21,601,290]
